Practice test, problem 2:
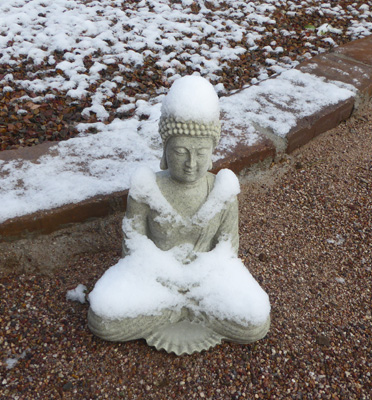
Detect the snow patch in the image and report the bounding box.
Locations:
[220,69,354,138]
[327,235,345,246]
[66,284,87,304]
[89,235,270,325]
[5,351,27,370]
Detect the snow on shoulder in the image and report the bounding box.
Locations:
[128,166,239,224]
[195,169,240,224]
[161,75,220,123]
[129,166,183,224]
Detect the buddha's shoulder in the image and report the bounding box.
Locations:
[206,171,216,185]
[155,169,169,181]
[129,166,157,197]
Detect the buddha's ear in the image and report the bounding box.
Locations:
[208,159,213,171]
[160,152,168,170]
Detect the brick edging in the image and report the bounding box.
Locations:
[0,191,128,242]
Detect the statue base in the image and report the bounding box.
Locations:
[145,320,223,355]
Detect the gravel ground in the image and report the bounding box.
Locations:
[1,101,371,399]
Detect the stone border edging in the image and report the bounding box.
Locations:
[0,191,128,242]
[1,35,372,245]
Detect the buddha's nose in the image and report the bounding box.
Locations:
[186,153,197,168]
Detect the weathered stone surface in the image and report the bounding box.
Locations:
[332,35,372,67]
[0,141,55,162]
[297,52,372,106]
[286,36,372,153]
[286,97,354,153]
[0,191,127,242]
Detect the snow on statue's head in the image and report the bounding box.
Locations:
[159,76,221,170]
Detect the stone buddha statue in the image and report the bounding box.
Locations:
[88,76,270,355]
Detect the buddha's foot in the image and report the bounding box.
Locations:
[145,320,223,355]
[87,308,174,342]
[211,314,271,344]
[88,307,270,354]
[143,310,270,355]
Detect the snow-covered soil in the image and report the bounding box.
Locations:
[1,0,371,134]
[0,0,371,223]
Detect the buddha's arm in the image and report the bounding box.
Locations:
[214,197,239,255]
[122,194,149,257]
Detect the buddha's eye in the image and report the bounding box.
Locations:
[173,148,187,155]
[197,149,209,156]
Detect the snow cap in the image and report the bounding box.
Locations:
[159,76,221,147]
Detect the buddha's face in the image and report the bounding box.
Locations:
[165,136,213,184]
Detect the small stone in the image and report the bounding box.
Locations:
[63,382,73,391]
[316,335,331,346]
[258,253,268,262]
[295,161,303,170]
